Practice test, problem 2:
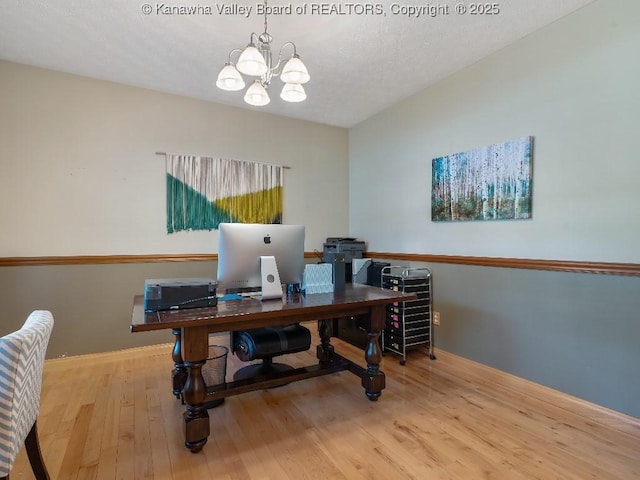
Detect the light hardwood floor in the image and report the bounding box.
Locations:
[12,329,640,479]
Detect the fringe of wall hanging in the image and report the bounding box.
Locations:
[166,155,283,233]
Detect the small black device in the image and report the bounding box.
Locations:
[144,278,218,311]
[331,253,346,292]
[366,262,391,287]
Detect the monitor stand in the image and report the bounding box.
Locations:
[260,256,283,301]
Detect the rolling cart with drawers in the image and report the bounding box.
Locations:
[381,266,436,365]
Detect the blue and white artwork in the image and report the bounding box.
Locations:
[431,136,533,222]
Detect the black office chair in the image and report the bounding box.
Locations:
[231,324,311,381]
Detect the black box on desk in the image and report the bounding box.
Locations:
[366,262,391,287]
[144,278,218,311]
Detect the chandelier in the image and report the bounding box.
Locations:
[215,1,310,106]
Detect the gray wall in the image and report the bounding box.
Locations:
[0,61,349,256]
[0,258,322,359]
[350,0,639,263]
[352,0,640,418]
[0,261,217,357]
[411,261,638,418]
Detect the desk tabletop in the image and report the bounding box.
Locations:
[131,284,415,333]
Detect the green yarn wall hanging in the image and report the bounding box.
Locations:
[166,155,284,233]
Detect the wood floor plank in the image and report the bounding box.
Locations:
[258,388,346,480]
[146,384,173,479]
[79,371,111,471]
[133,362,154,479]
[9,336,640,479]
[115,404,135,480]
[57,403,94,480]
[230,394,294,480]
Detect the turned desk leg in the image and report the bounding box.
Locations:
[316,319,335,364]
[182,360,209,453]
[181,325,210,453]
[171,329,187,401]
[362,306,386,401]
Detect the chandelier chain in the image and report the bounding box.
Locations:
[263,0,268,34]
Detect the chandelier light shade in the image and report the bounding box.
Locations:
[244,80,271,106]
[280,83,306,103]
[215,0,309,106]
[236,44,268,77]
[215,64,245,91]
[280,55,310,85]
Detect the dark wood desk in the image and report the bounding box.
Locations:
[131,284,415,452]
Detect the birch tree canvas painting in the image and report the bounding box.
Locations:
[431,136,533,222]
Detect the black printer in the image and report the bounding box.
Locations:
[144,278,218,311]
[322,237,365,283]
[322,237,365,263]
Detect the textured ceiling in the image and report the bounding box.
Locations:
[0,0,595,127]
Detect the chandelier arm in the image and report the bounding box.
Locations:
[227,48,244,64]
[249,32,260,45]
[272,41,298,75]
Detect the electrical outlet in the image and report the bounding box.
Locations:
[433,311,440,326]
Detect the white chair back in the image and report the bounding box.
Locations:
[0,310,54,476]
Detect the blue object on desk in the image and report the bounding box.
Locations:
[302,263,333,294]
[218,293,243,301]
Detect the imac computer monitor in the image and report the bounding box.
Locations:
[217,223,305,299]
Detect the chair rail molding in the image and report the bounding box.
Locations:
[366,252,640,277]
[0,252,638,276]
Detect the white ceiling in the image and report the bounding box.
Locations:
[0,0,595,128]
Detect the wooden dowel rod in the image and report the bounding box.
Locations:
[155,152,291,169]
